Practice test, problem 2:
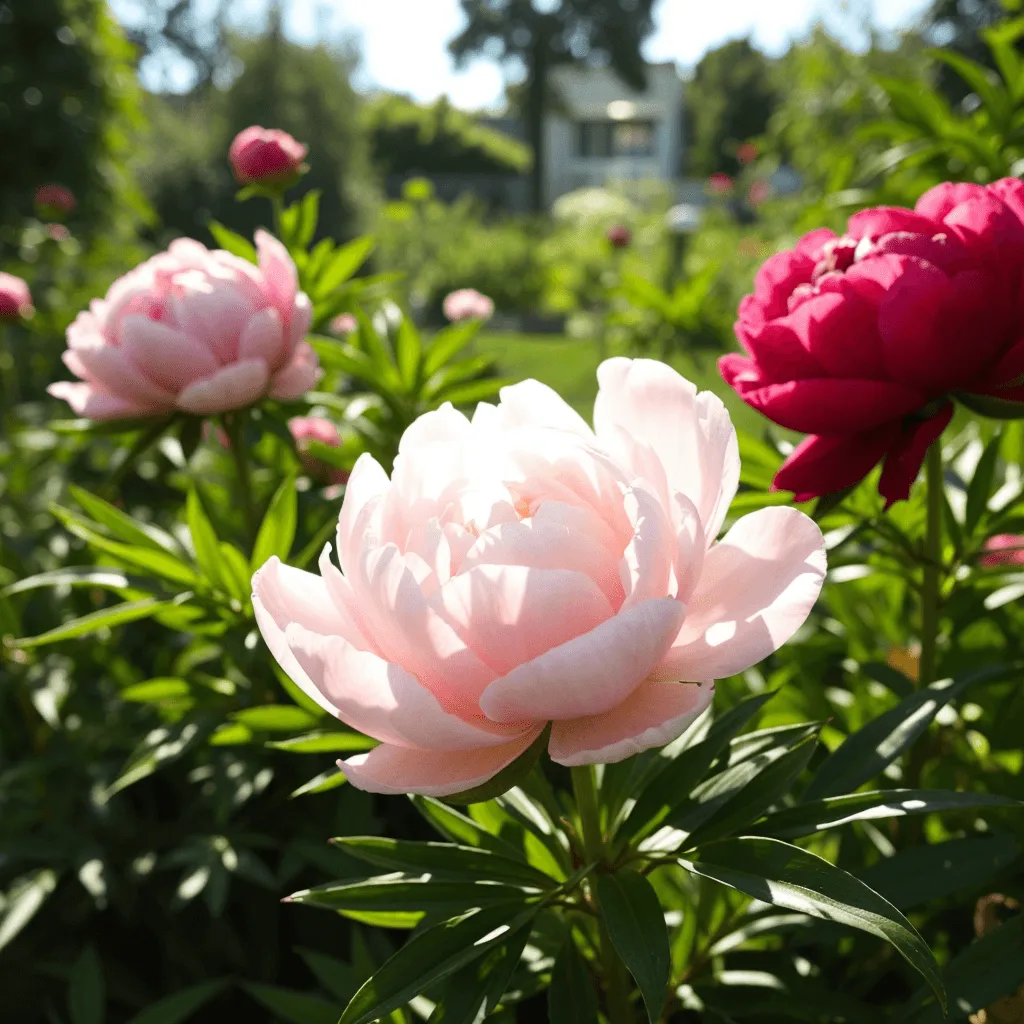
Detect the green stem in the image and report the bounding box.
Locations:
[570,766,634,1024]
[223,411,257,549]
[918,442,944,689]
[271,192,285,241]
[101,417,174,499]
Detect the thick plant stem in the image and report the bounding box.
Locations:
[570,766,634,1024]
[223,412,257,549]
[918,442,944,689]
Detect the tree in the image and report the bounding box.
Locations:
[449,0,658,212]
[685,38,778,177]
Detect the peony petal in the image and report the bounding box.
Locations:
[169,284,253,364]
[61,345,177,410]
[651,507,825,682]
[595,358,739,543]
[119,315,221,392]
[268,341,322,399]
[847,207,937,238]
[619,485,673,610]
[497,379,594,436]
[255,229,298,315]
[338,728,543,797]
[337,453,391,576]
[772,427,899,502]
[479,597,685,723]
[673,491,706,602]
[238,307,286,366]
[397,402,471,455]
[47,381,154,420]
[175,358,270,415]
[549,680,714,766]
[741,377,925,434]
[432,564,614,676]
[878,404,954,508]
[282,623,518,748]
[288,292,313,353]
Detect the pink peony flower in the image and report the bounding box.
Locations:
[979,534,1024,567]
[34,184,76,218]
[737,142,759,166]
[48,231,320,420]
[443,289,494,323]
[607,225,632,249]
[721,179,1024,505]
[289,415,350,485]
[0,273,33,321]
[252,358,826,796]
[708,173,735,195]
[330,312,358,337]
[229,126,308,187]
[747,180,771,207]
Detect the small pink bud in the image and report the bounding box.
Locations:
[708,173,734,195]
[34,184,76,219]
[330,313,358,337]
[606,225,632,249]
[289,416,349,485]
[443,289,494,323]
[229,126,308,187]
[0,273,33,322]
[737,142,759,166]
[747,179,771,207]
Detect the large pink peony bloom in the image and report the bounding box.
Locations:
[252,358,826,796]
[0,273,33,321]
[443,289,494,322]
[722,179,1024,505]
[48,232,320,420]
[229,126,308,186]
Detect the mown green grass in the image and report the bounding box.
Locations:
[475,331,767,436]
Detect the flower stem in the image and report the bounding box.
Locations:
[570,765,634,1024]
[271,192,285,241]
[918,441,944,688]
[222,411,257,549]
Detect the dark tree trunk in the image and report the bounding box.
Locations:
[526,34,549,213]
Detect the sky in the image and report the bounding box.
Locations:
[115,0,934,108]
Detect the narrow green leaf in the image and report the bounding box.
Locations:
[596,872,670,1024]
[217,542,252,603]
[313,236,374,298]
[105,720,205,798]
[12,595,189,648]
[295,949,357,1005]
[232,705,319,732]
[0,869,57,952]
[186,489,223,588]
[291,768,348,798]
[548,937,599,1024]
[423,321,480,377]
[68,946,105,1024]
[409,796,523,858]
[332,837,555,889]
[1,567,151,598]
[252,476,298,572]
[394,317,422,392]
[208,221,257,262]
[120,678,192,704]
[241,982,338,1024]
[965,432,1002,536]
[681,837,945,1010]
[757,788,1023,839]
[805,665,1017,800]
[431,377,509,408]
[338,903,537,1024]
[295,189,321,250]
[428,926,530,1023]
[267,731,376,754]
[126,980,229,1024]
[70,486,180,553]
[445,725,551,805]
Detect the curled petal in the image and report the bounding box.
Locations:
[773,427,899,502]
[175,358,269,415]
[120,315,220,392]
[269,341,322,399]
[878,404,954,508]
[47,382,154,420]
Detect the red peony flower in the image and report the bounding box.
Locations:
[607,224,632,249]
[720,179,1024,505]
[229,126,308,187]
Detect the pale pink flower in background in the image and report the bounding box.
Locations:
[289,415,350,485]
[979,534,1024,567]
[443,288,494,322]
[253,358,826,796]
[48,231,320,420]
[330,312,358,337]
[229,126,308,186]
[0,273,33,321]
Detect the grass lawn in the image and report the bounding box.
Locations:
[476,331,768,436]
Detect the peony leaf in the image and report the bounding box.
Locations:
[956,391,1024,420]
[251,475,298,572]
[126,980,229,1024]
[548,936,600,1024]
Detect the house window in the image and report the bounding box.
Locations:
[577,120,656,158]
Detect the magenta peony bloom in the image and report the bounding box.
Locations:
[721,179,1024,505]
[34,184,76,218]
[0,273,33,322]
[289,415,349,485]
[48,232,320,420]
[607,225,632,249]
[330,312,358,337]
[979,534,1024,567]
[443,289,494,323]
[252,358,826,796]
[229,126,308,187]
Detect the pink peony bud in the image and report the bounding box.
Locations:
[289,415,349,485]
[229,126,308,187]
[48,231,321,420]
[443,289,494,323]
[747,179,771,207]
[979,534,1024,568]
[606,225,632,249]
[737,142,759,166]
[34,184,76,219]
[0,273,33,322]
[708,173,735,195]
[330,312,358,337]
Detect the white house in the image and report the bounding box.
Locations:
[543,62,684,206]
